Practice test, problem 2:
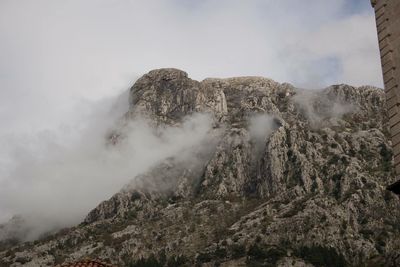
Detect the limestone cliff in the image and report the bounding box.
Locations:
[1,69,399,267]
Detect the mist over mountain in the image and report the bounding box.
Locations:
[0,69,399,267]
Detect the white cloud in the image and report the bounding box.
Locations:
[0,96,214,239]
[290,13,383,88]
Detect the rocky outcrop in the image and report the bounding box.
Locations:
[1,69,399,267]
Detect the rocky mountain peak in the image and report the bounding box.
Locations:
[1,69,399,267]
[143,68,189,80]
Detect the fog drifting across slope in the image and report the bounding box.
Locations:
[293,88,355,128]
[249,114,278,144]
[0,91,214,241]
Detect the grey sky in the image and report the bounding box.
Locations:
[0,0,382,226]
[0,0,381,132]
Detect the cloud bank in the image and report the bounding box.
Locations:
[0,91,213,240]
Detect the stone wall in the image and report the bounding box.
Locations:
[371,0,400,177]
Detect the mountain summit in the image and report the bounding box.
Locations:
[1,69,400,267]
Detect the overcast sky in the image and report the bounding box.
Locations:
[0,0,382,134]
[0,0,383,224]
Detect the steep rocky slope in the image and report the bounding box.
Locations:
[1,68,400,267]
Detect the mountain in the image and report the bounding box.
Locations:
[1,68,400,267]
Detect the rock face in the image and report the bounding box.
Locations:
[1,68,400,267]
